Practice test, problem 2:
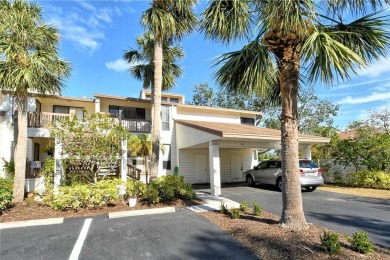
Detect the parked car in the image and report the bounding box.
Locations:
[244,159,324,192]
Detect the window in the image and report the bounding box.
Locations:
[170,97,179,103]
[163,144,171,170]
[109,105,146,120]
[161,106,170,131]
[161,97,168,102]
[53,105,69,114]
[240,117,255,125]
[145,95,151,100]
[53,105,84,118]
[36,100,41,112]
[259,161,268,169]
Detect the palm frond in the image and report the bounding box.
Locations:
[200,0,252,44]
[301,29,364,85]
[213,40,278,98]
[325,0,390,15]
[319,12,390,64]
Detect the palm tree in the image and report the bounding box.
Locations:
[124,32,184,91]
[128,134,152,183]
[200,0,389,231]
[141,0,197,179]
[0,0,71,202]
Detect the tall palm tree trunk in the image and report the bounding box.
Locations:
[13,96,28,202]
[150,38,163,179]
[279,57,307,230]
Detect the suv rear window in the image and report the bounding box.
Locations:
[299,160,318,168]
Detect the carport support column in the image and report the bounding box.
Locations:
[54,136,62,195]
[209,141,221,196]
[121,138,128,183]
[301,145,312,160]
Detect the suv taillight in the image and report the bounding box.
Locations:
[299,169,304,175]
[318,168,322,175]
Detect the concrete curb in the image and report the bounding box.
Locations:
[0,218,64,230]
[187,191,241,213]
[109,207,176,219]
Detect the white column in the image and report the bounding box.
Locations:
[300,145,312,160]
[209,141,221,196]
[121,138,128,182]
[54,136,62,194]
[95,97,100,113]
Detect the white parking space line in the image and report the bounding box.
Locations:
[69,218,92,260]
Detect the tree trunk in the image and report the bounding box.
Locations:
[13,96,28,202]
[279,58,308,231]
[149,38,163,180]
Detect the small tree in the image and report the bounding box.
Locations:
[50,113,130,184]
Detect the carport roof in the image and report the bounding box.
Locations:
[175,120,330,143]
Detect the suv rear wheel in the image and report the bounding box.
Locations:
[276,177,283,192]
[305,186,317,192]
[246,175,255,187]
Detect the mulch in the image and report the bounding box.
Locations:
[0,198,204,223]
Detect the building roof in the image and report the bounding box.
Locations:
[175,120,330,143]
[338,130,357,140]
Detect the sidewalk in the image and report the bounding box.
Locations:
[187,191,240,213]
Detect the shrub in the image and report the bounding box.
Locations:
[2,159,14,178]
[320,231,341,255]
[348,231,373,254]
[240,200,248,212]
[143,175,195,203]
[253,201,262,216]
[0,178,13,211]
[41,158,55,184]
[344,170,390,190]
[126,179,146,198]
[231,208,240,219]
[43,179,122,211]
[220,202,228,215]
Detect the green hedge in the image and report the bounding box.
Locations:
[43,178,123,211]
[344,170,390,190]
[143,175,196,203]
[43,175,196,211]
[0,178,13,211]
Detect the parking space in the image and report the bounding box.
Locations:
[1,208,256,260]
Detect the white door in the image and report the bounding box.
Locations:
[194,154,208,183]
[230,155,243,182]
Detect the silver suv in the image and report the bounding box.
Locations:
[244,159,324,192]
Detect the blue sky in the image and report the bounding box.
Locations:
[36,1,390,129]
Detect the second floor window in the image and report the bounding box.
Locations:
[240,117,255,125]
[109,105,146,120]
[161,106,170,131]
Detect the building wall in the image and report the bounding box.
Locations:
[175,107,241,124]
[175,123,219,149]
[37,97,95,114]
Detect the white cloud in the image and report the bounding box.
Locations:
[338,92,390,105]
[357,57,390,78]
[334,77,390,90]
[45,2,122,55]
[105,59,129,72]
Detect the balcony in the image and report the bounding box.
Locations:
[27,111,151,133]
[27,112,70,128]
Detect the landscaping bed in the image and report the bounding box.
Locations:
[0,198,204,223]
[201,210,390,259]
[318,185,390,200]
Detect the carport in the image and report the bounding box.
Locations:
[175,120,330,196]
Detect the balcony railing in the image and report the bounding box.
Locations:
[27,112,70,128]
[27,111,152,133]
[120,119,151,133]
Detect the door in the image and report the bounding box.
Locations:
[230,155,243,182]
[194,154,208,183]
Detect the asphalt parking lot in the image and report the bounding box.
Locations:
[1,208,256,260]
[218,184,390,247]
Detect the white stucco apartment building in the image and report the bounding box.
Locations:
[0,90,329,195]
